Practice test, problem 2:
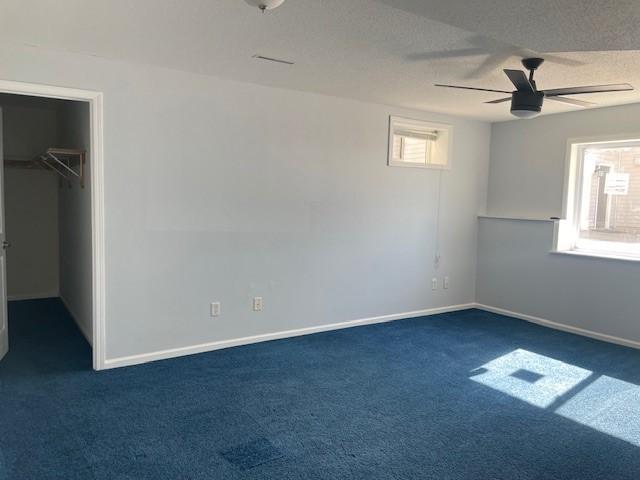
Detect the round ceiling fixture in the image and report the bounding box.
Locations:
[244,0,286,11]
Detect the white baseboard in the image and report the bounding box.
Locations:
[474,303,640,350]
[60,295,93,346]
[8,292,58,301]
[102,301,640,370]
[103,303,475,370]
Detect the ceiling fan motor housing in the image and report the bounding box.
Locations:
[511,90,544,116]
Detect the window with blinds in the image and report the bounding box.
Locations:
[388,117,452,169]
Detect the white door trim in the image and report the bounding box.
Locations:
[0,80,106,370]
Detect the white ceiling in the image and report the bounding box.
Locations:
[1,0,639,121]
[378,0,640,53]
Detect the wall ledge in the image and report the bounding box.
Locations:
[478,214,559,222]
[550,249,640,263]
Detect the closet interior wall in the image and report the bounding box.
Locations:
[1,94,92,341]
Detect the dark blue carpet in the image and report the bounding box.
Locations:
[1,299,639,479]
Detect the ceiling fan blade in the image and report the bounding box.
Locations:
[547,96,596,107]
[504,69,534,92]
[544,83,633,96]
[485,97,512,104]
[464,52,513,80]
[539,53,584,67]
[434,84,511,94]
[407,47,486,62]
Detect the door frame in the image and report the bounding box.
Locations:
[0,80,105,370]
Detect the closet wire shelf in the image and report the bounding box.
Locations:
[4,148,86,188]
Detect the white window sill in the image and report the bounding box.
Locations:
[388,161,449,170]
[550,249,640,263]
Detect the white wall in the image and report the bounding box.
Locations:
[1,101,59,299]
[478,103,640,344]
[0,44,491,364]
[58,101,92,342]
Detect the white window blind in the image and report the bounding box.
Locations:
[388,117,451,169]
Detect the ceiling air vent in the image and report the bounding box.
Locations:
[252,55,294,65]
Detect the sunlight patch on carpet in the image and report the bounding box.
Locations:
[471,349,640,447]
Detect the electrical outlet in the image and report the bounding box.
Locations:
[210,302,221,317]
[253,297,263,312]
[443,276,450,290]
[432,278,438,291]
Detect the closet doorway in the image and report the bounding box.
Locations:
[0,82,105,370]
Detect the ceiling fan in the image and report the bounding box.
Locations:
[435,58,634,118]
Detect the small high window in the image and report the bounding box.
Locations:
[388,117,451,169]
[558,137,640,260]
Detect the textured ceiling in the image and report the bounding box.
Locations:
[378,0,640,53]
[0,0,639,121]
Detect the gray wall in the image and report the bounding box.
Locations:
[1,100,59,299]
[487,103,640,219]
[0,96,61,160]
[58,101,92,342]
[0,44,491,362]
[478,103,640,343]
[4,169,59,299]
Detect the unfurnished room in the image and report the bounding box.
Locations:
[0,1,639,479]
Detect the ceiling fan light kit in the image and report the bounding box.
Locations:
[435,57,634,119]
[510,92,543,118]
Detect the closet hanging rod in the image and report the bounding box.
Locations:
[3,158,46,170]
[3,148,86,188]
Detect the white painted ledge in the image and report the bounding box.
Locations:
[478,214,560,223]
[550,249,640,263]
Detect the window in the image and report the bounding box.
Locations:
[559,138,640,260]
[388,117,451,169]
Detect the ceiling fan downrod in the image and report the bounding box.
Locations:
[522,57,544,87]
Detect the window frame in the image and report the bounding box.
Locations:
[557,134,640,261]
[387,116,452,170]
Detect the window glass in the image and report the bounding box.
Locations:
[574,142,640,257]
[388,117,451,169]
